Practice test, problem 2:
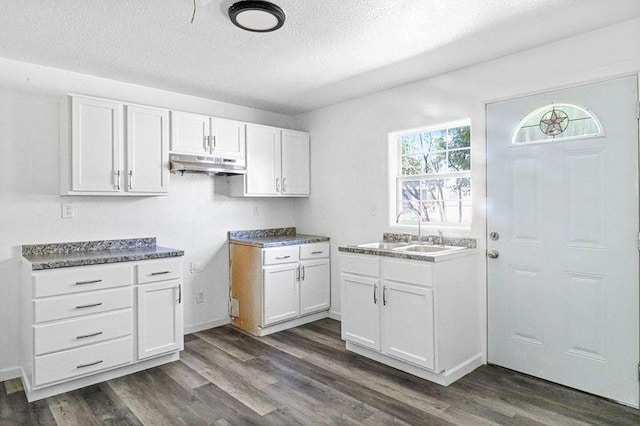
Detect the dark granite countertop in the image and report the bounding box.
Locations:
[228,227,329,248]
[22,238,184,270]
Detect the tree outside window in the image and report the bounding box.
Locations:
[396,122,471,226]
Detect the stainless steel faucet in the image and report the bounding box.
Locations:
[437,230,444,246]
[396,206,422,243]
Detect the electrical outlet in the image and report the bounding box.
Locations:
[189,262,204,274]
[195,292,205,304]
[61,203,74,218]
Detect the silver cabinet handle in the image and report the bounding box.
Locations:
[75,279,102,286]
[178,284,182,304]
[77,331,103,340]
[203,135,209,152]
[301,265,305,280]
[383,286,388,306]
[296,266,300,282]
[282,177,287,193]
[275,177,280,192]
[114,170,121,190]
[128,170,133,190]
[77,360,103,369]
[212,135,216,150]
[311,251,323,254]
[76,302,102,309]
[275,255,290,259]
[150,271,171,276]
[373,283,378,304]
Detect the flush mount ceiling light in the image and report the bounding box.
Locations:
[228,1,286,32]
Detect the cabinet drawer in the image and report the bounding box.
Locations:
[341,254,380,277]
[34,336,133,387]
[33,264,132,298]
[263,246,299,265]
[34,309,132,356]
[382,259,433,286]
[300,242,330,259]
[137,258,182,284]
[34,287,133,323]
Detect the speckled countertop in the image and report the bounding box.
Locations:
[22,237,184,270]
[229,227,329,248]
[338,234,477,263]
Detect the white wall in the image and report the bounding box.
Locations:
[294,18,640,331]
[0,58,298,377]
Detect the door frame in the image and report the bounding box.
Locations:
[483,72,640,405]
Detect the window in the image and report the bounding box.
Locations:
[512,103,602,145]
[390,120,472,227]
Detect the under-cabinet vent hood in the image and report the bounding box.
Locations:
[170,153,246,175]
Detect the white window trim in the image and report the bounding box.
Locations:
[388,119,472,231]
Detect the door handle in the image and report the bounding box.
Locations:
[383,286,388,306]
[487,250,499,259]
[373,283,377,304]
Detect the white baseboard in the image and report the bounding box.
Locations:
[184,317,230,334]
[0,367,21,382]
[328,310,341,321]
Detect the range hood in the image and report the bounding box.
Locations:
[170,153,246,175]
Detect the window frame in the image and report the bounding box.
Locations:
[388,119,472,230]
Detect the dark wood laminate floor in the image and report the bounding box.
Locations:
[1,319,638,425]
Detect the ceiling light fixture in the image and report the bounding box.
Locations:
[228,1,286,33]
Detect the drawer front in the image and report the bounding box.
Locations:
[33,264,132,298]
[34,309,132,355]
[382,259,433,286]
[340,254,380,277]
[137,258,182,284]
[300,242,330,259]
[34,287,133,323]
[34,336,133,387]
[263,246,299,265]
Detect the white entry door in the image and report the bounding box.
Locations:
[487,76,639,407]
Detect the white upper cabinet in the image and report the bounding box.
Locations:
[230,124,310,197]
[71,97,123,192]
[211,117,245,158]
[66,95,169,196]
[281,130,310,196]
[245,124,281,195]
[170,111,210,155]
[126,105,169,193]
[170,112,245,158]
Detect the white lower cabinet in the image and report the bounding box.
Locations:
[340,253,481,386]
[137,279,184,359]
[21,257,183,401]
[381,281,435,370]
[263,264,300,325]
[230,242,330,336]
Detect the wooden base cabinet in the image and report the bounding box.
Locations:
[340,253,481,386]
[230,242,330,336]
[20,258,183,401]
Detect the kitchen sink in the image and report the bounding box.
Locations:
[393,244,466,254]
[357,242,409,250]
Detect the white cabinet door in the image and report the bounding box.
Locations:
[72,96,122,192]
[300,259,330,316]
[137,279,183,359]
[281,130,310,196]
[341,273,380,351]
[211,117,245,158]
[382,281,435,370]
[170,111,209,155]
[126,105,169,193]
[245,124,281,195]
[263,264,299,326]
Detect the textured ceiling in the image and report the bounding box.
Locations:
[1,1,639,114]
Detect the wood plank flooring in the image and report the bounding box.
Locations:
[1,319,638,425]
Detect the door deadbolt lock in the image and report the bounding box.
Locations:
[489,231,500,241]
[487,250,499,259]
